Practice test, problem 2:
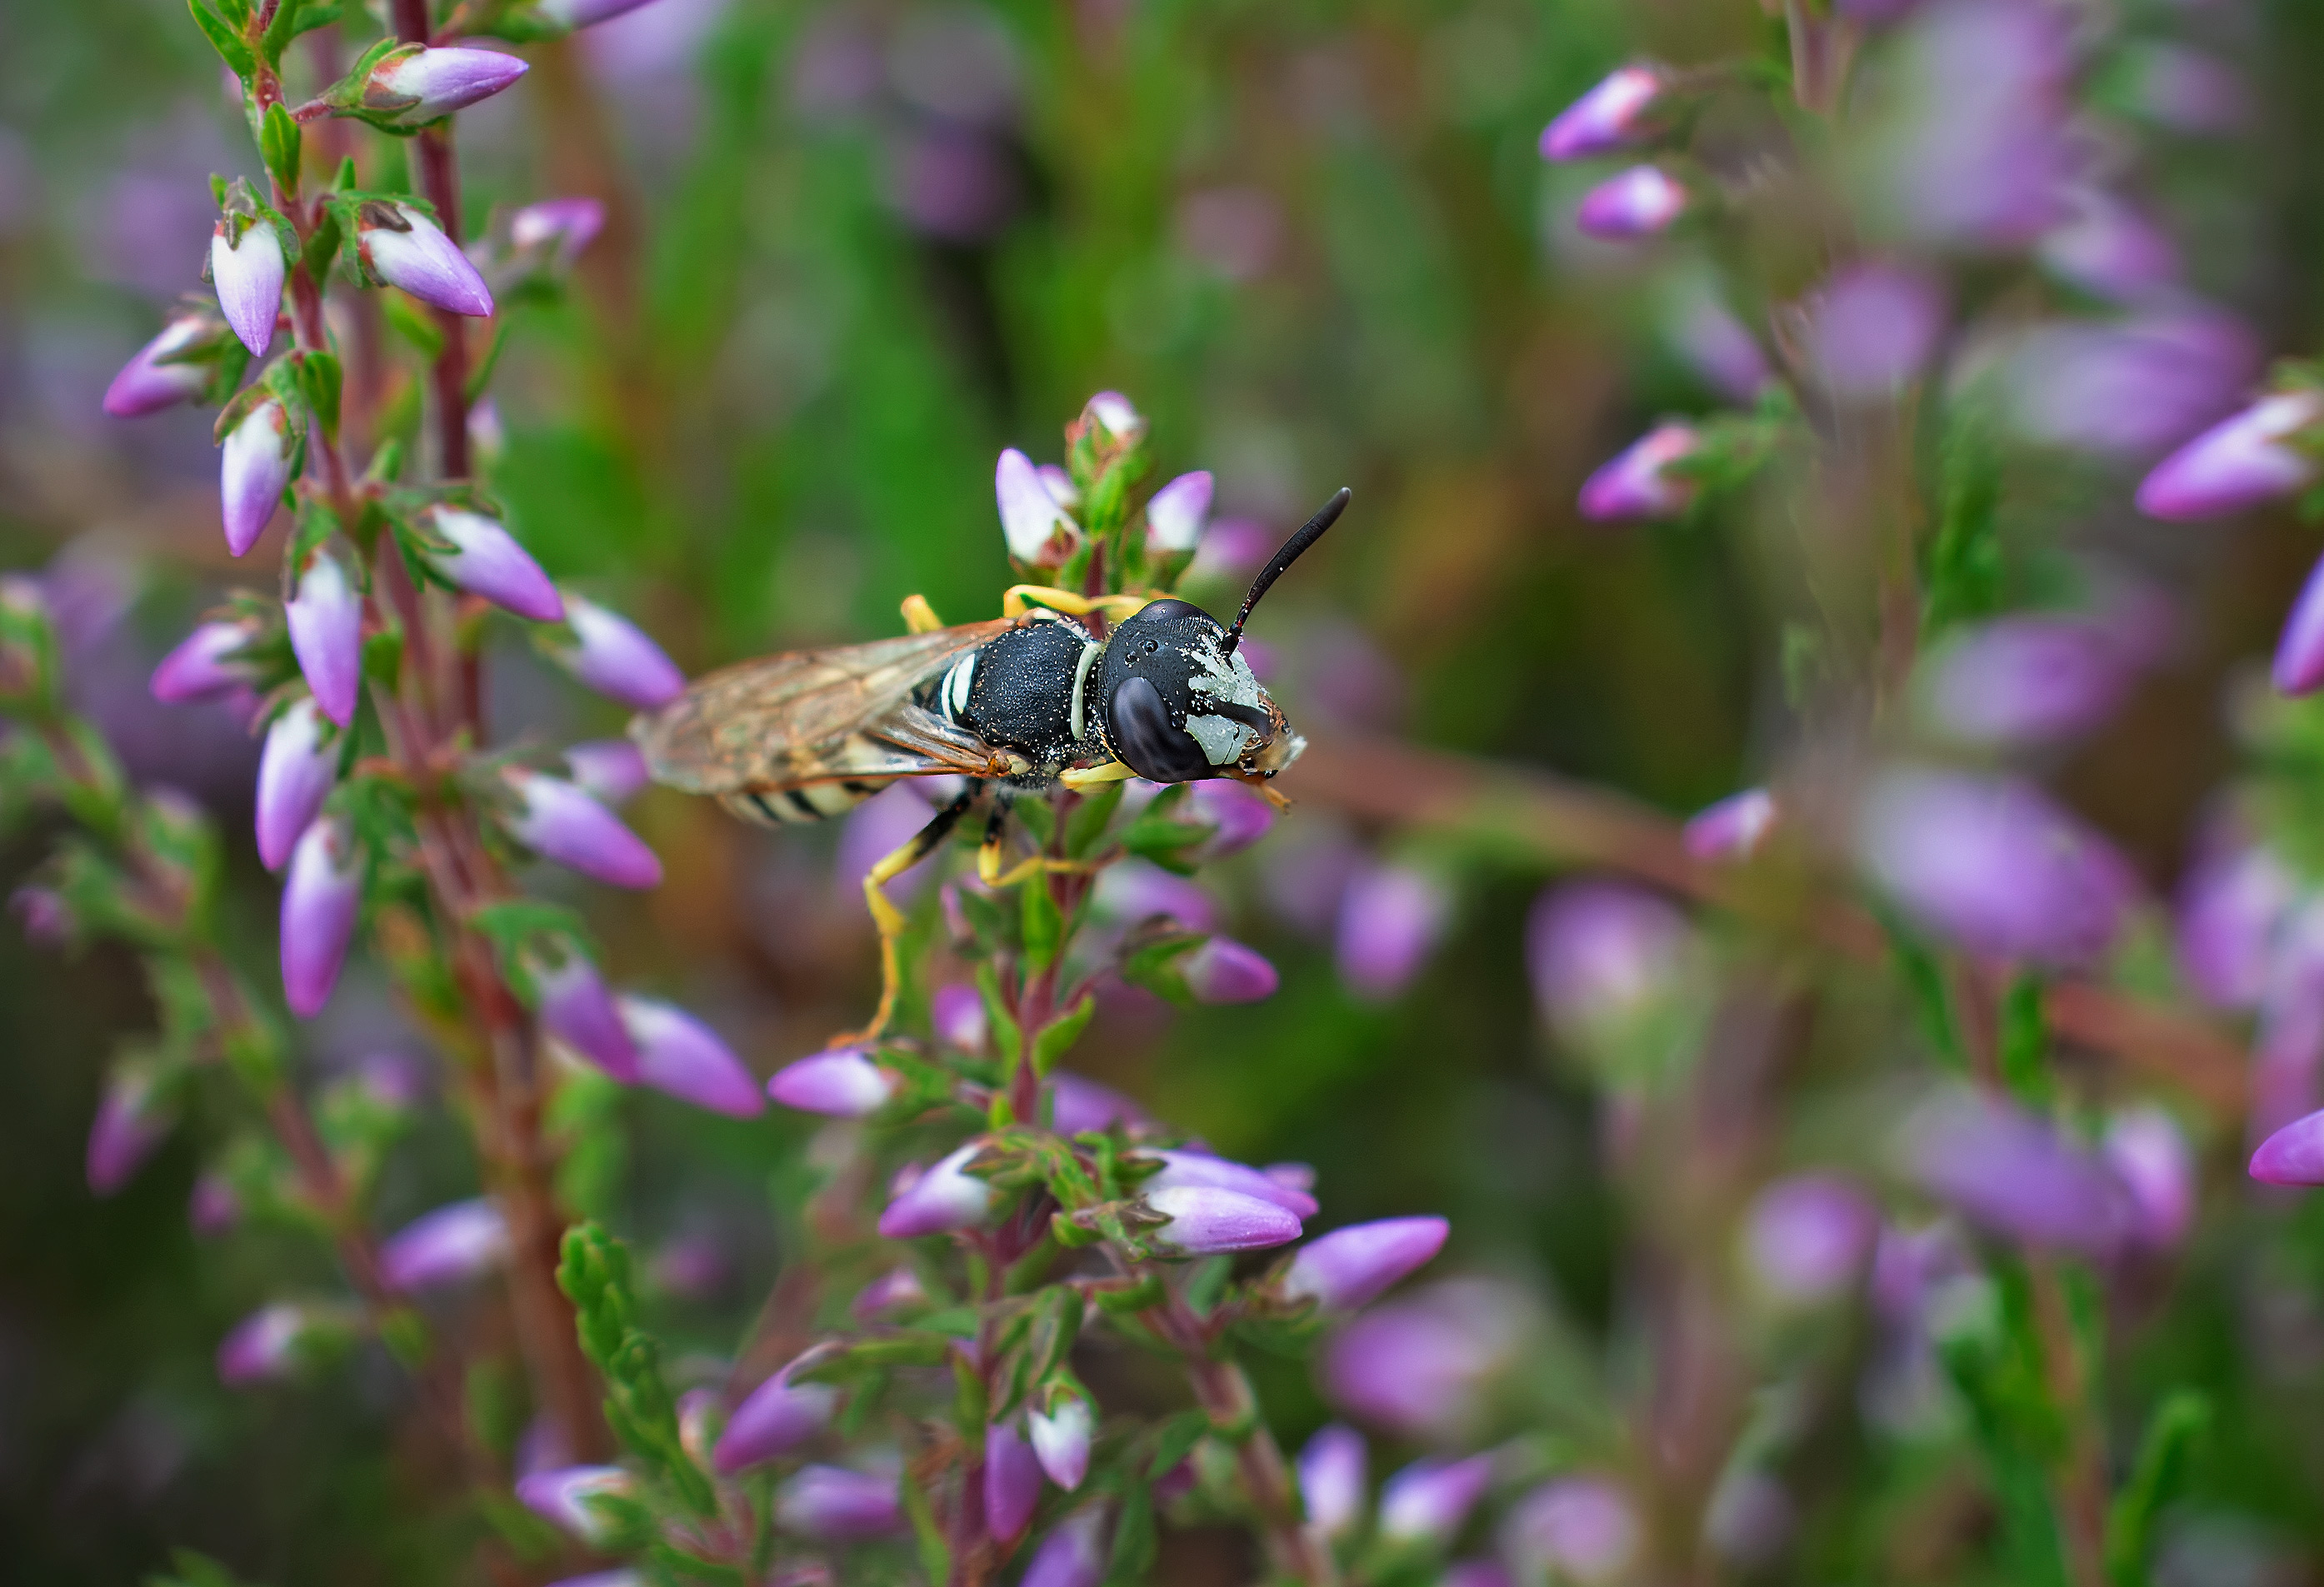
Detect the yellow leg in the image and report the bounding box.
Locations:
[1060,760,1137,791]
[1001,586,1155,623]
[832,790,976,1046]
[900,594,944,634]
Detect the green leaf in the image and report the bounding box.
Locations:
[899,1455,952,1585]
[2105,1392,2211,1587]
[1013,796,1056,846]
[299,351,342,442]
[1999,971,2052,1105]
[381,288,446,357]
[187,0,257,77]
[1066,778,1126,856]
[1027,1289,1084,1385]
[1107,1481,1159,1585]
[1031,992,1095,1077]
[1147,1409,1209,1480]
[259,102,302,192]
[1879,909,1962,1070]
[976,960,1022,1056]
[1022,876,1063,971]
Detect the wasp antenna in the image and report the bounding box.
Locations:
[1221,487,1351,656]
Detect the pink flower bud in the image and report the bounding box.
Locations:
[2251,1105,2324,1186]
[1683,787,1777,862]
[1577,423,1699,522]
[775,1465,904,1540]
[551,594,684,706]
[1918,617,2135,746]
[286,547,363,727]
[368,44,529,124]
[1023,1508,1109,1587]
[511,197,607,264]
[104,307,227,417]
[2104,1105,2195,1248]
[851,1266,927,1321]
[1541,65,1667,160]
[502,770,662,889]
[879,1143,996,1238]
[532,951,642,1081]
[358,202,494,317]
[1299,1424,1367,1539]
[1906,1091,2132,1253]
[1145,1185,1303,1255]
[1380,1452,1494,1545]
[220,396,294,557]
[190,1171,241,1236]
[932,983,987,1052]
[1799,262,1946,398]
[1144,470,1213,554]
[986,1419,1042,1540]
[87,1065,172,1195]
[1283,1215,1450,1313]
[714,1352,839,1472]
[1502,1478,1642,1587]
[1187,780,1274,860]
[1028,1396,1092,1491]
[255,699,336,871]
[419,508,563,621]
[1335,863,1452,1001]
[997,447,1077,561]
[1741,1174,1878,1303]
[282,816,362,1017]
[1142,1148,1316,1217]
[619,996,763,1117]
[564,739,650,806]
[1574,165,1687,239]
[151,620,259,703]
[380,1198,509,1291]
[1181,936,1278,1004]
[217,1302,332,1386]
[1050,1072,1147,1135]
[767,1046,897,1116]
[516,1465,632,1545]
[210,217,284,358]
[2273,548,2324,696]
[1085,391,1145,443]
[2136,390,2324,521]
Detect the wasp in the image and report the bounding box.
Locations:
[632,488,1350,1038]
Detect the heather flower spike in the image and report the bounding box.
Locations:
[210,216,285,358]
[502,770,662,889]
[357,202,495,317]
[1282,1215,1451,1312]
[1575,165,1688,239]
[1541,64,1667,160]
[619,996,764,1117]
[255,699,336,871]
[281,816,362,1017]
[220,396,296,556]
[286,546,364,727]
[550,594,685,707]
[362,44,530,125]
[417,508,563,622]
[767,1046,898,1116]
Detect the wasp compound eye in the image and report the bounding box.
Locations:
[1108,674,1212,782]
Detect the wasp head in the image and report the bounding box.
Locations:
[1092,598,1305,784]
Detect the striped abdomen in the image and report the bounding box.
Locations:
[720,776,896,826]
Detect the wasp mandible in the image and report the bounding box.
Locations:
[632,487,1351,1040]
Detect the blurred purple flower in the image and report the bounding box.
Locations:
[1051,1072,1146,1135]
[420,508,563,621]
[997,447,1077,562]
[1906,1090,2132,1252]
[932,983,986,1052]
[2038,191,2181,304]
[1667,287,1772,403]
[2007,311,2257,458]
[510,197,607,264]
[516,1465,632,1544]
[1145,471,1213,555]
[1574,165,1687,239]
[2104,1105,2195,1247]
[2252,1106,2324,1187]
[2127,43,2249,136]
[1502,1477,1642,1587]
[1142,1149,1317,1217]
[190,1171,240,1236]
[217,1303,323,1387]
[565,739,650,806]
[282,816,362,1017]
[767,1046,897,1117]
[837,783,939,911]
[1684,787,1777,862]
[1322,1279,1528,1439]
[1857,768,2137,967]
[1917,616,2137,747]
[1742,1174,1879,1302]
[2250,900,2324,1143]
[359,203,494,317]
[551,594,684,707]
[1188,780,1275,860]
[286,547,363,727]
[2275,550,2324,696]
[1029,1396,1092,1491]
[12,886,72,950]
[150,621,259,705]
[1298,1424,1367,1539]
[1182,936,1279,1004]
[2177,839,2296,1011]
[220,397,294,557]
[1176,186,1282,281]
[503,771,662,889]
[1800,262,1945,398]
[1284,1216,1450,1313]
[650,1232,730,1301]
[715,1352,838,1472]
[1541,64,1667,161]
[880,1142,995,1238]
[2136,390,2323,520]
[537,0,662,27]
[1335,863,1451,1001]
[986,1418,1041,1540]
[255,700,335,871]
[87,1066,172,1195]
[1380,1452,1493,1545]
[777,1465,904,1540]
[380,1198,509,1291]
[1146,1185,1303,1255]
[1024,1508,1109,1587]
[1577,423,1700,522]
[851,1266,927,1321]
[1703,1469,1797,1569]
[1095,861,1222,934]
[211,219,283,358]
[1526,880,1694,1034]
[887,126,1017,242]
[103,307,227,417]
[532,951,642,1080]
[620,996,762,1117]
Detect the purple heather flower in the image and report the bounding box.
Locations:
[652,1236,732,1305]
[1084,391,1145,443]
[255,699,335,871]
[1283,1215,1451,1313]
[217,1302,322,1386]
[551,594,684,707]
[767,1046,897,1116]
[1684,787,1777,862]
[986,1419,1042,1539]
[1051,1072,1147,1135]
[1182,936,1279,1004]
[1096,861,1222,934]
[2006,311,2258,459]
[1145,470,1213,554]
[1742,1174,1879,1303]
[1145,1185,1303,1255]
[932,983,987,1052]
[1577,422,1700,522]
[286,547,363,728]
[1028,1396,1092,1491]
[1380,1452,1494,1545]
[2038,191,2180,304]
[418,508,562,622]
[2104,1106,2195,1248]
[87,1066,172,1195]
[1299,1424,1367,1539]
[619,996,763,1117]
[1142,1149,1318,1218]
[2127,43,2249,136]
[1668,287,1773,403]
[510,197,607,264]
[997,447,1077,562]
[1502,1478,1642,1587]
[1541,64,1667,161]
[714,1354,839,1472]
[2177,840,2296,1011]
[564,739,650,806]
[12,886,72,950]
[530,951,642,1081]
[281,816,362,1017]
[2251,900,2324,1144]
[536,0,662,27]
[2251,1106,2324,1186]
[103,307,226,417]
[1177,186,1283,281]
[2136,390,2324,520]
[1801,262,1946,398]
[852,1265,928,1320]
[190,1171,241,1236]
[151,620,258,704]
[357,203,494,317]
[517,1465,632,1545]
[1917,616,2136,747]
[1024,1508,1110,1587]
[1574,165,1687,239]
[210,218,284,358]
[379,1198,509,1291]
[502,771,662,889]
[367,45,529,125]
[1322,1279,1529,1439]
[2274,550,2324,696]
[880,1144,996,1238]
[1037,465,1080,509]
[220,396,295,557]
[1526,880,1695,1035]
[1857,768,2137,968]
[1335,863,1452,1000]
[1187,780,1275,860]
[1905,1090,2132,1253]
[777,1465,904,1540]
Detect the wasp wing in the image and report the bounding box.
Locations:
[632,620,1017,795]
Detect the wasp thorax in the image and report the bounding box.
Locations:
[1094,599,1297,784]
